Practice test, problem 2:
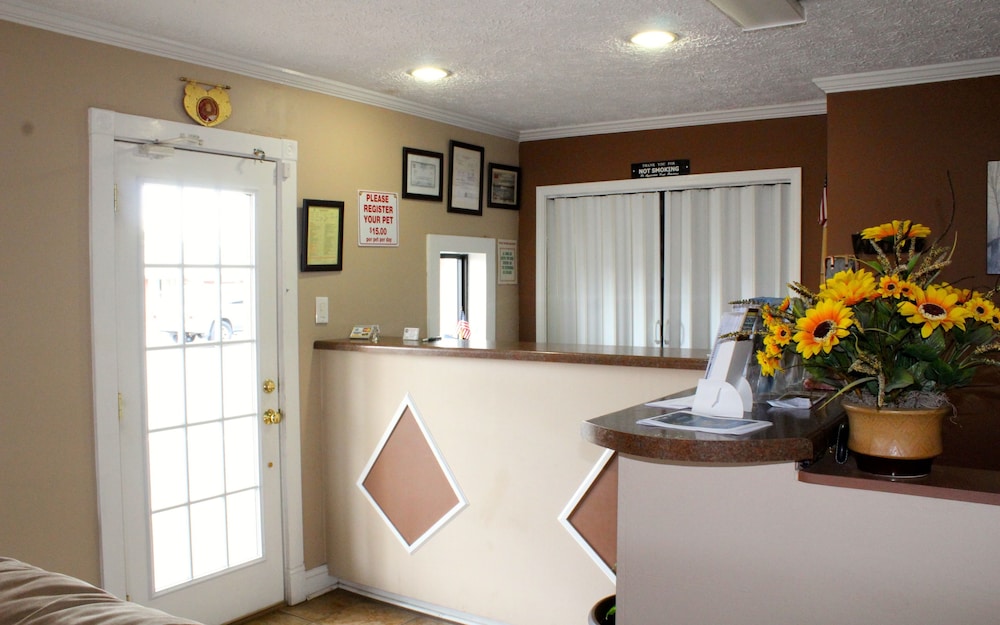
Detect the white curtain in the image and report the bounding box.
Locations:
[543,183,793,350]
[662,183,792,349]
[545,193,660,346]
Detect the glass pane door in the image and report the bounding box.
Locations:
[115,141,283,624]
[141,182,262,591]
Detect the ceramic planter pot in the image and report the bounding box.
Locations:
[843,399,950,478]
[588,595,616,625]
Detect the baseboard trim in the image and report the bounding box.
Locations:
[301,566,506,625]
[302,565,338,600]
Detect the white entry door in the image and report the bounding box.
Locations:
[113,140,284,624]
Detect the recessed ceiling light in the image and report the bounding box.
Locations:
[409,67,451,82]
[629,30,678,49]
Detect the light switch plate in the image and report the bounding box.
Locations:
[315,297,329,324]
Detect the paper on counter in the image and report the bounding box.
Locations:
[766,397,812,409]
[645,395,696,409]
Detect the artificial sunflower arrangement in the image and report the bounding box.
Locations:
[756,220,1000,409]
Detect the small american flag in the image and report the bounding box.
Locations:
[457,311,471,339]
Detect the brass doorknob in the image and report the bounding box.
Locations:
[263,409,283,425]
[263,379,277,394]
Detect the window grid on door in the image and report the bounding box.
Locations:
[140,182,264,593]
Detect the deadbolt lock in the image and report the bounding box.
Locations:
[263,408,283,425]
[263,379,277,394]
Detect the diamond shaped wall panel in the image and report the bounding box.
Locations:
[559,449,617,580]
[358,393,467,552]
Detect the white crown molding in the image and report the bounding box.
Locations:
[5,1,998,144]
[814,57,1000,94]
[519,100,827,142]
[0,0,520,140]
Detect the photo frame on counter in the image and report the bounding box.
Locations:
[300,198,345,272]
[487,163,521,209]
[447,140,484,216]
[402,147,443,201]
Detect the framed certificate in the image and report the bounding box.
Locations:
[300,198,345,272]
[402,147,443,201]
[447,140,484,216]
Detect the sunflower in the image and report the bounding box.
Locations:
[940,283,973,304]
[793,299,854,359]
[756,337,784,376]
[861,220,930,241]
[902,221,932,238]
[898,285,971,338]
[965,295,996,323]
[819,268,878,305]
[755,219,1000,408]
[897,280,919,300]
[860,222,896,241]
[769,323,794,346]
[990,310,1000,331]
[756,349,781,377]
[877,274,906,299]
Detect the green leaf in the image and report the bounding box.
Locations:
[903,339,940,362]
[884,368,915,392]
[958,323,995,347]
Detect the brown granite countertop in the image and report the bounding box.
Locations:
[582,393,844,464]
[314,337,709,370]
[799,454,1000,506]
[587,390,1000,505]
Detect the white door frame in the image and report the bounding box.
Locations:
[88,108,306,605]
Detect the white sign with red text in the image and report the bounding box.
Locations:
[358,190,399,247]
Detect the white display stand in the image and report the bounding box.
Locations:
[692,336,754,418]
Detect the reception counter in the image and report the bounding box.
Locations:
[584,393,1000,625]
[581,393,842,464]
[316,338,1000,625]
[314,336,710,369]
[314,338,705,625]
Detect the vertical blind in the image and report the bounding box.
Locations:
[663,183,792,348]
[545,193,660,345]
[544,183,793,350]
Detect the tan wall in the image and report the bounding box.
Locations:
[320,349,703,625]
[0,21,518,583]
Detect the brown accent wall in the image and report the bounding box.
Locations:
[517,116,829,340]
[826,76,1000,290]
[825,77,1000,469]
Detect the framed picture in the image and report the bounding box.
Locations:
[300,198,345,272]
[447,140,484,215]
[402,147,443,201]
[487,163,521,209]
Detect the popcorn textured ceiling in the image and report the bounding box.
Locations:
[2,0,999,135]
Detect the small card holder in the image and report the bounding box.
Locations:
[350,324,379,340]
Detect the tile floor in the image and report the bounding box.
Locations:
[235,589,459,625]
